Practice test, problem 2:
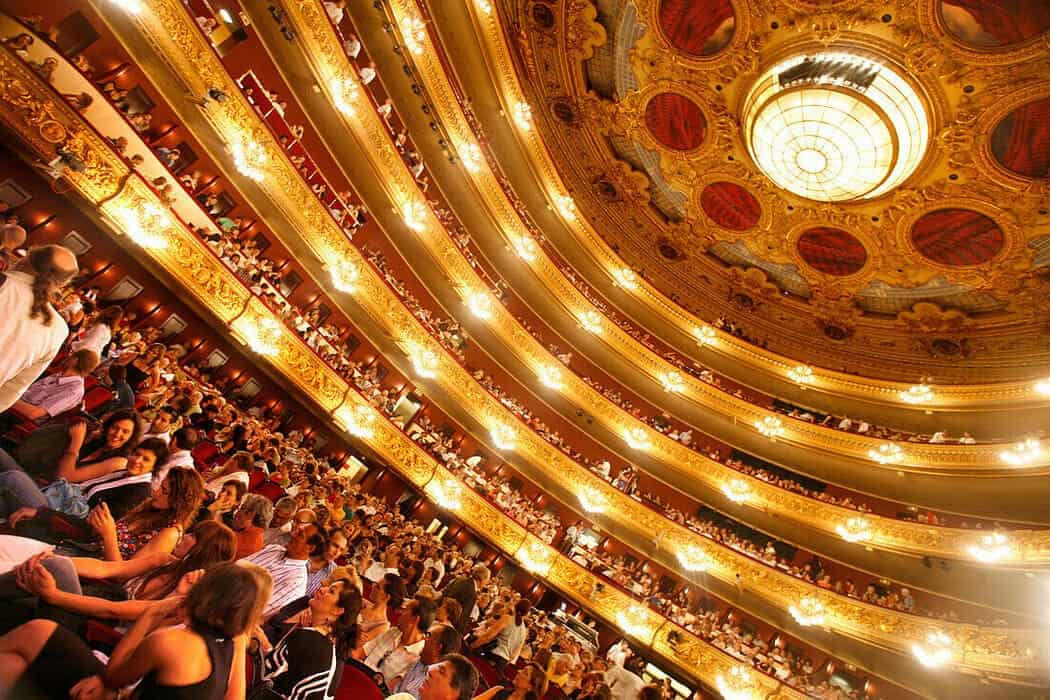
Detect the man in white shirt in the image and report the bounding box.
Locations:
[9,349,98,421]
[929,430,948,444]
[0,245,77,412]
[604,654,646,700]
[364,596,436,687]
[241,521,322,618]
[360,63,377,85]
[343,33,362,59]
[140,406,177,444]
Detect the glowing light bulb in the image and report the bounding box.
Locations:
[402,200,428,233]
[537,365,564,390]
[966,532,1012,563]
[230,138,267,182]
[999,438,1043,467]
[912,630,953,669]
[335,404,375,439]
[612,268,638,291]
[117,201,170,250]
[579,310,602,334]
[899,383,933,404]
[513,101,533,130]
[788,365,814,385]
[458,142,483,173]
[331,77,360,116]
[660,371,685,394]
[329,259,359,294]
[400,16,426,56]
[490,423,517,451]
[553,194,577,221]
[465,291,493,320]
[677,544,710,572]
[868,443,903,465]
[789,597,826,626]
[511,234,538,262]
[693,325,717,346]
[754,416,784,439]
[578,486,608,514]
[836,517,872,543]
[624,427,651,451]
[721,479,751,504]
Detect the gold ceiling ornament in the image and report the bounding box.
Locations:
[464,289,494,321]
[896,302,970,334]
[231,313,282,358]
[615,604,654,641]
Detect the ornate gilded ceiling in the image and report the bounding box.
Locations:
[509,0,1050,374]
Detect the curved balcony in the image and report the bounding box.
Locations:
[242,0,1050,485]
[385,0,1050,417]
[0,61,913,699]
[4,23,1045,688]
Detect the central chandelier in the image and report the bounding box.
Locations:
[578,485,608,514]
[743,52,929,202]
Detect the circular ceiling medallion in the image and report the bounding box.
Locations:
[700,182,761,231]
[940,1,1050,47]
[658,0,736,57]
[644,93,706,151]
[911,209,1004,266]
[990,97,1050,178]
[796,227,868,276]
[741,52,930,202]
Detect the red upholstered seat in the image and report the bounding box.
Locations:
[191,440,220,469]
[83,385,115,413]
[468,655,501,690]
[336,661,385,700]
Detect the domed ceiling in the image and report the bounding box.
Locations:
[508,0,1050,376]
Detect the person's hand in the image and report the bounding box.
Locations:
[87,502,116,538]
[67,418,88,443]
[14,553,57,600]
[175,568,204,595]
[70,674,115,700]
[8,506,40,527]
[145,594,185,621]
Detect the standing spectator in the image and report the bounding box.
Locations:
[71,306,122,357]
[0,245,78,412]
[441,562,489,632]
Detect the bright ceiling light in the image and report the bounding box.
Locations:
[329,259,359,294]
[537,364,564,390]
[624,427,651,451]
[659,371,685,394]
[754,415,784,439]
[868,443,903,465]
[512,101,533,130]
[899,383,934,404]
[430,478,463,511]
[578,485,608,514]
[408,344,439,379]
[511,234,538,262]
[836,517,872,543]
[578,310,602,334]
[716,666,757,700]
[677,544,710,572]
[111,0,143,13]
[999,438,1043,467]
[789,596,826,627]
[234,316,282,357]
[615,605,651,640]
[612,268,638,290]
[966,532,1012,563]
[912,630,953,669]
[402,200,428,233]
[230,138,267,182]
[787,365,813,385]
[742,52,929,202]
[475,0,492,14]
[516,541,550,575]
[1035,378,1050,395]
[331,76,360,116]
[400,16,426,56]
[721,478,752,504]
[693,325,717,346]
[490,423,517,451]
[553,194,577,221]
[465,290,493,320]
[458,142,482,173]
[116,202,170,250]
[335,404,375,439]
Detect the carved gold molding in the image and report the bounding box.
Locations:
[45,8,1050,680]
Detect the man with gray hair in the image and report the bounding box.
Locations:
[0,245,78,412]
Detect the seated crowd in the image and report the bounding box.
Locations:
[0,245,701,700]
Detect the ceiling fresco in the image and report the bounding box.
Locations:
[504,0,1050,376]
